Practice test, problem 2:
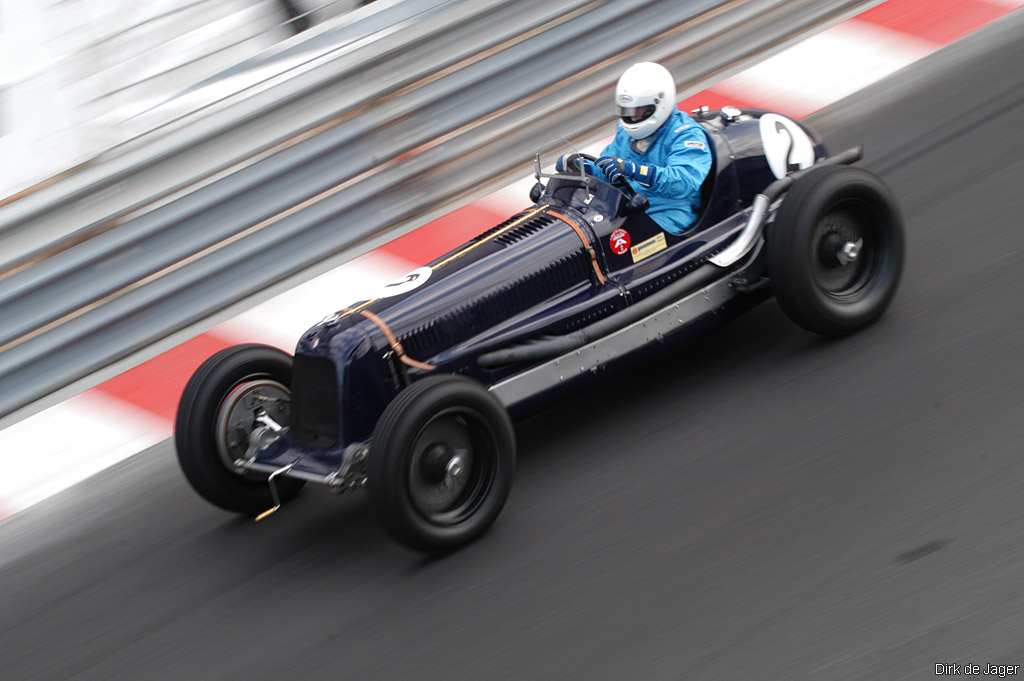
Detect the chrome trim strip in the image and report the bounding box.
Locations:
[489,270,741,407]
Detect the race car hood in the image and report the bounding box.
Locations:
[289,203,608,445]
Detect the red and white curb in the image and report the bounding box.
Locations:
[1,0,1020,523]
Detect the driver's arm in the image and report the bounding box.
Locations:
[645,135,712,199]
[598,127,712,198]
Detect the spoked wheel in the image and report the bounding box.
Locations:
[369,376,515,553]
[768,165,905,336]
[175,344,305,515]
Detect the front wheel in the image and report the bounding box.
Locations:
[368,376,516,553]
[767,165,905,336]
[175,344,305,515]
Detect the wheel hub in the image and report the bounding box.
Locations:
[446,455,466,482]
[407,414,480,518]
[421,444,455,484]
[214,379,291,472]
[818,233,846,267]
[813,209,869,295]
[839,240,860,263]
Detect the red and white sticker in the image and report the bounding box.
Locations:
[609,228,631,255]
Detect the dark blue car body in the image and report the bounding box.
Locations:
[251,109,829,480]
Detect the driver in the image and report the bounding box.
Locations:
[559,62,713,235]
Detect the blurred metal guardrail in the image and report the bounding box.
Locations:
[0,0,368,199]
[0,0,878,420]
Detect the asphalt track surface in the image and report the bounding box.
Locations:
[2,14,1024,681]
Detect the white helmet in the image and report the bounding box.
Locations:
[614,62,677,140]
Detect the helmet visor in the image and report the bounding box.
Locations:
[617,104,656,125]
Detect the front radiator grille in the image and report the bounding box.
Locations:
[290,354,339,448]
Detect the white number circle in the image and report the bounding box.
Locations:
[376,266,432,298]
[759,114,816,179]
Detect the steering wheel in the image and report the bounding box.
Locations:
[576,153,635,197]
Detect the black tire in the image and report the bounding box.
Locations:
[368,376,516,553]
[767,165,905,336]
[175,344,305,515]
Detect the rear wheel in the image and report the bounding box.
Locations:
[368,376,516,553]
[768,165,904,336]
[175,344,305,515]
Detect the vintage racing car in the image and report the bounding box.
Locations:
[175,107,904,552]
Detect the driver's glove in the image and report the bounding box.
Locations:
[596,156,656,188]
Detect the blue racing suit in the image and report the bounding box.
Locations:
[601,109,713,235]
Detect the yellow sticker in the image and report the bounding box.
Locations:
[630,232,667,263]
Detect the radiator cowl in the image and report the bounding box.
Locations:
[290,354,339,448]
